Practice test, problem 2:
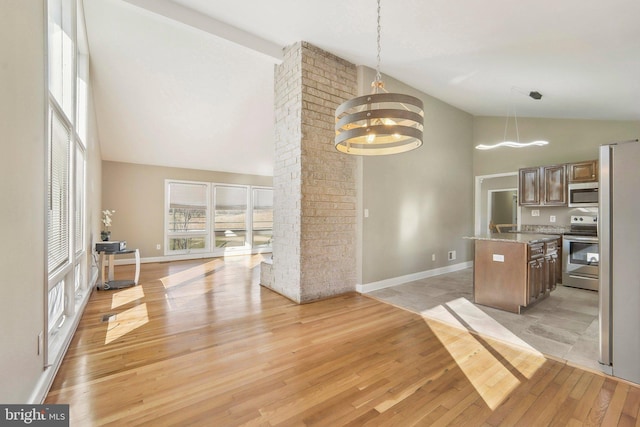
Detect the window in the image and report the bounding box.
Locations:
[46,0,90,365]
[214,185,248,249]
[164,181,272,256]
[48,109,70,275]
[48,280,65,333]
[48,0,75,119]
[166,181,210,253]
[74,144,85,255]
[252,188,273,248]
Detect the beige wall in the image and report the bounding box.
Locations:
[0,1,103,402]
[102,161,272,259]
[360,67,475,284]
[474,117,640,176]
[0,0,47,403]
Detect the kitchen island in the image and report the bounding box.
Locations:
[467,233,561,314]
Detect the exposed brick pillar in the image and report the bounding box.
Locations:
[269,41,357,303]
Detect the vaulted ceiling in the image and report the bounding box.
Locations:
[83,0,640,176]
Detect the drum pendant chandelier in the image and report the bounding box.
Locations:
[335,0,424,155]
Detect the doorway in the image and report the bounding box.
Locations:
[488,189,518,232]
[474,172,520,234]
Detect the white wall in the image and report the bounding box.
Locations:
[0,0,48,403]
[0,1,103,403]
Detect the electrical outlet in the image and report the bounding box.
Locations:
[432,254,436,261]
[532,210,540,217]
[364,208,369,218]
[448,250,456,261]
[550,215,556,223]
[156,244,161,250]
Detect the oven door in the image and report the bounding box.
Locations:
[562,236,599,290]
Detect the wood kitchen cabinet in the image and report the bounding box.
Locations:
[527,243,545,303]
[518,164,567,206]
[568,160,598,183]
[473,234,560,314]
[519,167,540,205]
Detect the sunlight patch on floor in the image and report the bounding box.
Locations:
[421,297,542,357]
[105,303,149,345]
[422,298,546,410]
[160,259,223,289]
[110,285,145,310]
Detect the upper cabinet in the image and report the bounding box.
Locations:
[568,160,598,183]
[519,164,567,206]
[519,167,540,205]
[542,165,567,205]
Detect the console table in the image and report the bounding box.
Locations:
[97,248,140,290]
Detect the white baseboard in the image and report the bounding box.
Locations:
[356,261,473,293]
[109,248,273,265]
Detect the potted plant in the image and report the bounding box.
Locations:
[101,209,115,241]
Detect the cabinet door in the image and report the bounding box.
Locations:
[547,254,558,292]
[569,160,598,183]
[519,167,540,206]
[542,165,567,205]
[528,259,543,303]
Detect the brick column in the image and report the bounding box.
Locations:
[269,42,357,303]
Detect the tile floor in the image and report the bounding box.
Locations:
[367,267,612,374]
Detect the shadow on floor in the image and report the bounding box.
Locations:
[367,268,611,374]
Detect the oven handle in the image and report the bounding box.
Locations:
[564,236,599,242]
[568,274,598,281]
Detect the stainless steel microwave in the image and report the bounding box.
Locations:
[568,182,599,207]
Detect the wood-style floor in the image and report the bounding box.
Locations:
[46,255,640,426]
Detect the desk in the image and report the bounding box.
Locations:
[98,249,140,290]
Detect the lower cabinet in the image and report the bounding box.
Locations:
[473,236,560,314]
[527,239,560,305]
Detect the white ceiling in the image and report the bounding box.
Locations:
[83,0,640,176]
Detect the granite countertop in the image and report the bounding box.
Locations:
[464,233,561,244]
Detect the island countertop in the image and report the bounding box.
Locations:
[464,233,561,244]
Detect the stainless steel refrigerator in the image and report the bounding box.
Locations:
[599,139,640,384]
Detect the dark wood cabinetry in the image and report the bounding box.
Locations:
[519,165,567,206]
[519,167,540,205]
[568,160,598,183]
[542,165,567,205]
[527,243,545,303]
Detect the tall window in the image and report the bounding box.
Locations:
[214,185,248,249]
[252,188,273,248]
[48,0,75,119]
[166,182,210,253]
[46,0,90,364]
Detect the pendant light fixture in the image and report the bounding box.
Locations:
[475,88,549,150]
[335,0,424,155]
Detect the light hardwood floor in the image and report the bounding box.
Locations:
[46,255,640,426]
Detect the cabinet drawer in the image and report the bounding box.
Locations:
[545,241,558,254]
[528,243,544,259]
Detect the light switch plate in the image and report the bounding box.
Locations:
[532,209,540,217]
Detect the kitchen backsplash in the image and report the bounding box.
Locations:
[521,224,570,233]
[520,206,598,227]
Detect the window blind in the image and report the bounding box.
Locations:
[48,109,70,274]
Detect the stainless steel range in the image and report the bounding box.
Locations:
[562,215,599,291]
